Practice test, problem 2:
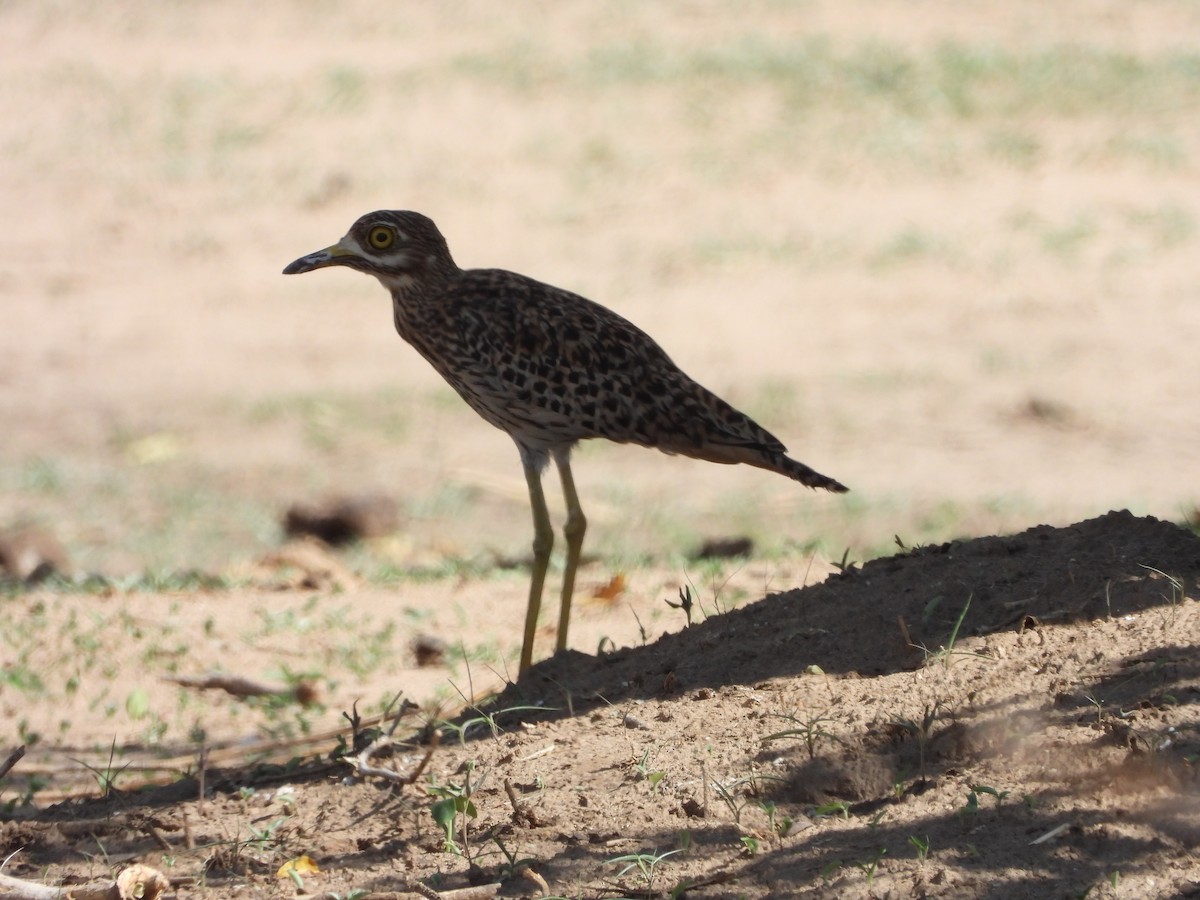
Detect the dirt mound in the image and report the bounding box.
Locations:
[508,509,1200,708]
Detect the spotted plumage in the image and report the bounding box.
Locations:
[284,210,847,673]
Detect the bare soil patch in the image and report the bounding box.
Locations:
[3,512,1198,898]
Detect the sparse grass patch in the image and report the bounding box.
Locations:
[983,127,1043,168]
[1123,203,1196,249]
[457,37,1200,138]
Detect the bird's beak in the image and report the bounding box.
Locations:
[282,239,355,275]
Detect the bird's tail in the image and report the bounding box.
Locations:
[768,453,849,493]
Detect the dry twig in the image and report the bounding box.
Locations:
[405,881,502,899]
[0,746,25,782]
[343,693,435,786]
[164,673,318,705]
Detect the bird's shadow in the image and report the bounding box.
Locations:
[476,509,1200,728]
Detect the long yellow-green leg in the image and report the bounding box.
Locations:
[520,454,554,675]
[552,447,587,653]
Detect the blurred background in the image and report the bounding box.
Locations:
[3,0,1199,577]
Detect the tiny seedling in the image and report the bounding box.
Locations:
[762,709,845,759]
[709,773,781,825]
[958,784,1006,829]
[1139,564,1184,628]
[491,836,539,880]
[820,859,844,885]
[606,848,680,896]
[246,816,288,851]
[710,776,752,825]
[894,534,927,553]
[429,762,485,858]
[969,783,1010,806]
[832,547,856,573]
[855,848,887,886]
[629,603,651,645]
[631,749,667,793]
[890,701,944,783]
[909,834,931,861]
[664,585,696,626]
[812,800,850,820]
[739,835,760,856]
[960,789,980,826]
[915,594,988,669]
[72,738,129,799]
[756,800,791,839]
[439,700,548,746]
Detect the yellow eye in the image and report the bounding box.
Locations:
[367,225,395,250]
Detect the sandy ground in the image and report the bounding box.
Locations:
[1,1,1199,897]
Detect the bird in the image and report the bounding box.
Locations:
[283,210,847,675]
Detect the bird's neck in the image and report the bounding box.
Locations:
[377,272,420,296]
[386,266,460,345]
[376,257,460,304]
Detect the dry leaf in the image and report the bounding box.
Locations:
[277,854,321,880]
[591,573,626,603]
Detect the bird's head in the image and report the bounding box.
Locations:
[283,210,457,293]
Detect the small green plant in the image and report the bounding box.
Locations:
[915,594,988,669]
[709,772,781,825]
[908,834,931,861]
[439,701,548,746]
[820,859,843,885]
[960,789,980,826]
[811,800,850,819]
[756,800,794,839]
[855,847,887,886]
[969,783,1010,805]
[629,603,651,645]
[894,534,927,553]
[606,848,680,896]
[631,749,667,793]
[762,709,845,759]
[739,835,760,856]
[429,762,484,857]
[246,816,288,851]
[890,701,944,783]
[664,585,696,625]
[832,547,856,573]
[73,739,129,799]
[491,836,539,880]
[958,784,1006,828]
[710,776,753,825]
